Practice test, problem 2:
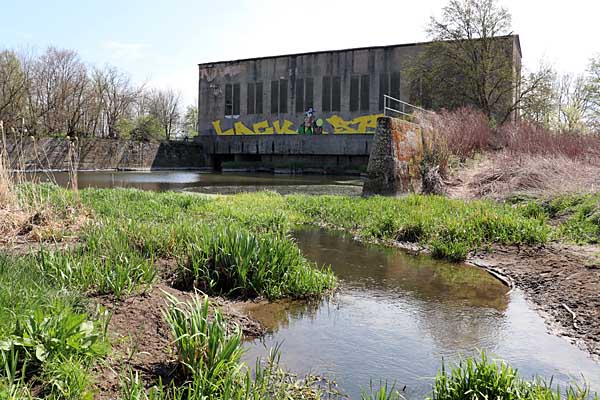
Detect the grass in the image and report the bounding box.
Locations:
[0,181,598,397]
[429,352,597,400]
[0,253,109,398]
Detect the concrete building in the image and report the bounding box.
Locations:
[197,35,522,136]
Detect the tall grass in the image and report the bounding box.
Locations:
[177,224,335,299]
[429,352,597,400]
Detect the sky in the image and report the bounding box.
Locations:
[1,0,599,106]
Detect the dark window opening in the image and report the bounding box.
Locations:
[225,83,240,116]
[271,79,288,114]
[379,73,388,110]
[225,84,233,116]
[322,76,331,112]
[331,76,341,112]
[295,78,305,113]
[379,72,401,110]
[255,82,263,114]
[233,83,240,115]
[390,72,401,101]
[305,77,313,109]
[360,75,370,111]
[322,76,341,113]
[350,76,359,112]
[279,79,287,113]
[247,82,263,115]
[271,80,279,114]
[247,83,255,115]
[295,78,314,113]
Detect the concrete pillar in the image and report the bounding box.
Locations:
[362,116,424,196]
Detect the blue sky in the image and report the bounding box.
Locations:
[2,0,599,106]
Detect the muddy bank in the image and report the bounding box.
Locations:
[92,283,263,398]
[469,243,600,361]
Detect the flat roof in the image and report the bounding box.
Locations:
[198,35,520,67]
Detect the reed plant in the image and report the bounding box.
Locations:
[177,223,336,299]
[429,352,597,400]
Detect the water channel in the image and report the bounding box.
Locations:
[23,170,600,398]
[241,229,600,398]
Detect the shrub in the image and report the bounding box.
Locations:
[497,122,600,163]
[429,107,493,161]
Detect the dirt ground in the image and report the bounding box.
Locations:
[469,243,600,360]
[92,282,263,399]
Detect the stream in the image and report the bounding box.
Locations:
[242,229,600,399]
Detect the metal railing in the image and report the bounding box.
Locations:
[383,95,431,119]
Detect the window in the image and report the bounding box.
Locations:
[225,83,240,116]
[247,82,263,115]
[270,79,288,114]
[322,76,341,112]
[350,76,359,112]
[361,75,370,111]
[295,78,314,113]
[379,72,401,110]
[350,75,370,112]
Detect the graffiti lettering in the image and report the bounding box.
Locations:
[212,113,383,135]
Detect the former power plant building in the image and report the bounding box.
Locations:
[197,36,522,135]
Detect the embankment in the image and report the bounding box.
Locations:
[3,137,208,171]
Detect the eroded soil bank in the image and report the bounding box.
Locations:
[470,244,600,360]
[92,281,263,399]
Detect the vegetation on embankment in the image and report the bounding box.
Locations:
[1,184,598,398]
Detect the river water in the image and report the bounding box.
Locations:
[243,229,600,399]
[21,170,363,195]
[21,170,600,398]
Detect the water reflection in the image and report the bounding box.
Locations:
[20,170,363,194]
[243,229,600,399]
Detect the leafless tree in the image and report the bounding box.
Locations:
[0,50,28,131]
[92,66,143,138]
[148,88,181,141]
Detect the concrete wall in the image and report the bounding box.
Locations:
[4,137,208,171]
[198,43,425,135]
[195,134,372,172]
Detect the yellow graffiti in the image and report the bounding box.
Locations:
[212,114,383,135]
[212,120,234,135]
[234,121,254,135]
[326,114,383,134]
[253,120,274,134]
[272,120,296,134]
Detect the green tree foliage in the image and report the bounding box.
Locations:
[183,104,198,137]
[130,115,164,141]
[409,0,529,123]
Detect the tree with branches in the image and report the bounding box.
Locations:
[409,0,551,124]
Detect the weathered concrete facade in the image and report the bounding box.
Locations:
[195,134,372,173]
[4,138,208,171]
[362,117,425,196]
[198,36,522,136]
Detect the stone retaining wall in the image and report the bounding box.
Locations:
[3,137,208,171]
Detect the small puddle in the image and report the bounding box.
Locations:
[242,228,600,399]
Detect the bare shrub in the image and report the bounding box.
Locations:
[429,107,493,160]
[497,122,600,164]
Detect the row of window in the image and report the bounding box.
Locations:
[224,72,400,116]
